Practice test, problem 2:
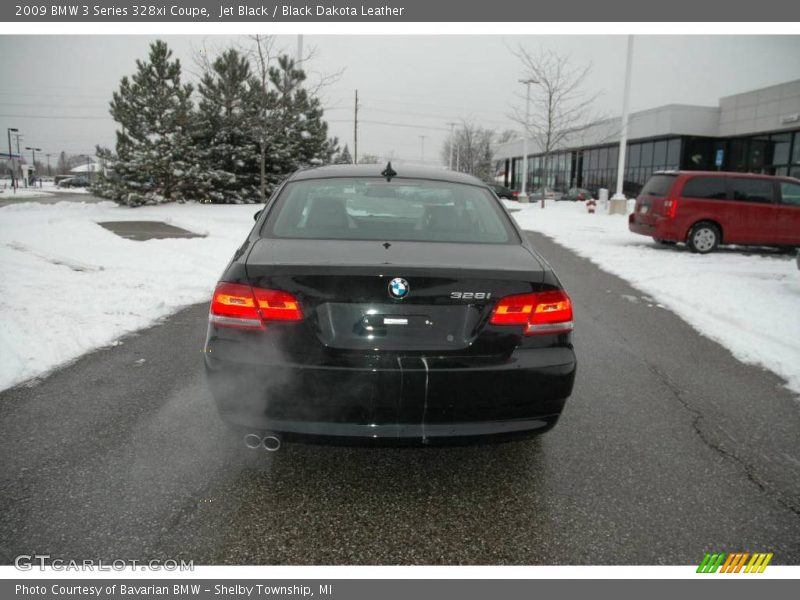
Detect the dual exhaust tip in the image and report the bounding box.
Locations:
[244,433,281,452]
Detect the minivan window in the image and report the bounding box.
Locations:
[682,177,727,200]
[779,181,800,207]
[640,174,675,197]
[730,178,774,204]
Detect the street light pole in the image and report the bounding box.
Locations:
[7,127,18,192]
[518,79,537,204]
[446,122,458,170]
[25,147,42,187]
[611,35,634,215]
[13,132,23,186]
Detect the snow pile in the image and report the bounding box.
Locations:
[0,200,257,390]
[506,200,800,395]
[1,197,798,395]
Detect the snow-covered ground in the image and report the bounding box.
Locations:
[1,198,798,396]
[506,199,800,395]
[0,180,90,198]
[0,200,257,390]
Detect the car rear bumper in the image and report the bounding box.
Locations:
[204,344,575,442]
[628,213,680,240]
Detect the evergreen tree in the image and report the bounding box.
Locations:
[259,55,338,190]
[92,145,117,199]
[108,40,194,206]
[335,144,353,164]
[193,49,260,204]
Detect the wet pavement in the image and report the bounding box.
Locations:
[1,232,798,565]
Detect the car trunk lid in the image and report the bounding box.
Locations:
[245,239,545,353]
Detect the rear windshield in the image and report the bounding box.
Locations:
[640,174,676,197]
[262,177,517,244]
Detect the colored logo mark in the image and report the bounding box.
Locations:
[697,552,773,573]
[388,277,410,299]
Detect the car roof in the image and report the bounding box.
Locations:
[656,170,798,182]
[286,163,487,186]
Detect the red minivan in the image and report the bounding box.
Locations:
[628,171,800,253]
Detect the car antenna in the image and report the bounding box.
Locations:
[381,161,397,182]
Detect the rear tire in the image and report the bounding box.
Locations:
[687,222,720,254]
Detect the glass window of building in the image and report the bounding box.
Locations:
[666,139,681,168]
[792,133,800,165]
[608,146,618,170]
[748,139,768,172]
[653,140,667,167]
[598,147,608,170]
[771,133,791,166]
[628,143,641,168]
[684,138,712,169]
[640,142,654,167]
[729,140,748,171]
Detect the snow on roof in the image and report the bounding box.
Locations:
[70,162,101,173]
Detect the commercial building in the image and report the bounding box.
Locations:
[494,79,800,196]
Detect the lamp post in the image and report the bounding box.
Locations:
[518,79,538,203]
[25,147,41,187]
[446,122,458,170]
[610,35,634,215]
[7,127,18,192]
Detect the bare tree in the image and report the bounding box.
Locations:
[509,46,602,206]
[441,118,495,181]
[244,34,278,203]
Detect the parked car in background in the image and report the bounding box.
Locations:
[628,171,800,253]
[205,164,576,448]
[486,182,518,200]
[58,177,90,188]
[530,187,558,201]
[559,188,594,202]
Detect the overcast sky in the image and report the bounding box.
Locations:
[1,35,799,167]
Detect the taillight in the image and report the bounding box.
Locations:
[663,198,678,219]
[489,290,573,335]
[209,282,303,330]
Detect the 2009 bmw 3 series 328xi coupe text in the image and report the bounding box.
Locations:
[204,164,576,449]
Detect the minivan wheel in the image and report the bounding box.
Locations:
[687,222,720,254]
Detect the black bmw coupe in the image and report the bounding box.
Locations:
[204,164,576,449]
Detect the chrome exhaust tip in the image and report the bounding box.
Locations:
[262,435,281,452]
[244,433,263,450]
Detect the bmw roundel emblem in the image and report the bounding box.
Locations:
[388,277,410,299]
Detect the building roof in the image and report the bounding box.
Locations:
[494,78,800,161]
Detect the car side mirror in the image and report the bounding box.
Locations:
[253,209,263,221]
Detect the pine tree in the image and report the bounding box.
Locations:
[335,144,353,164]
[193,49,260,204]
[108,40,194,206]
[260,55,338,190]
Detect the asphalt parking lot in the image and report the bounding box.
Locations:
[0,231,798,565]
